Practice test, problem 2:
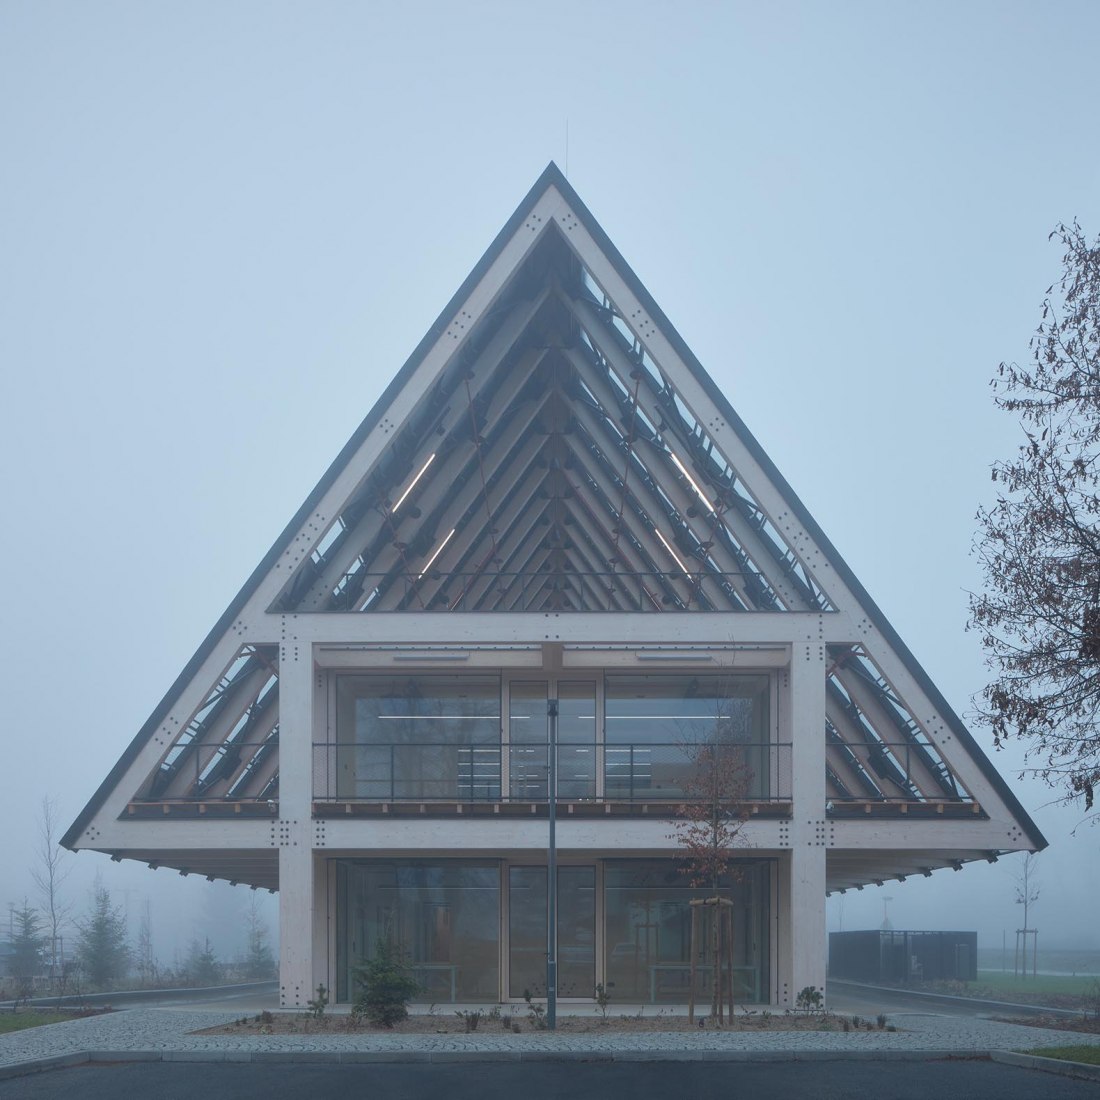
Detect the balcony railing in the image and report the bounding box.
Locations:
[311,741,792,803]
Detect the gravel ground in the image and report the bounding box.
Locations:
[2,1008,1100,1070]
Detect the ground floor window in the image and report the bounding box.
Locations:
[336,861,500,1003]
[604,860,769,1003]
[508,865,596,998]
[335,858,771,1004]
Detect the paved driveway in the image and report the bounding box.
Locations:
[2,1058,1098,1100]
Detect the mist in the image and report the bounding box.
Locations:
[1,0,1099,971]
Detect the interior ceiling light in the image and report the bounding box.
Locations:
[669,452,715,514]
[654,529,691,576]
[418,528,455,578]
[392,453,436,514]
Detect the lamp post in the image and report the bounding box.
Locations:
[546,697,558,1030]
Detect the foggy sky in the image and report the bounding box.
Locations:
[1,0,1098,961]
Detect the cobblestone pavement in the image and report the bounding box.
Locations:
[2,1009,1099,1071]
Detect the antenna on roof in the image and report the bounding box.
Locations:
[565,118,569,179]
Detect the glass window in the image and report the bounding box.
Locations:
[508,682,547,800]
[335,675,500,799]
[337,860,500,1003]
[559,682,597,801]
[508,681,596,800]
[605,675,768,744]
[508,866,596,999]
[603,860,770,1004]
[604,675,769,800]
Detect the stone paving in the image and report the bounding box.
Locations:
[2,1008,1100,1073]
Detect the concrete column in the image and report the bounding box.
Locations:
[277,641,315,1008]
[781,642,827,1005]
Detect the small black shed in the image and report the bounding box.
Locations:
[829,930,977,983]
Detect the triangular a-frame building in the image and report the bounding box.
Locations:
[65,165,1044,1009]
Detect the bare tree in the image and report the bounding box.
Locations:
[30,797,73,985]
[1014,852,1041,930]
[1012,852,1041,979]
[970,222,1100,812]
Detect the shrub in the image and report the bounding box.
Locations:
[352,939,420,1028]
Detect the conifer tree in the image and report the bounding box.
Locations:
[74,881,130,990]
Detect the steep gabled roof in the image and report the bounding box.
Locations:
[64,164,1046,856]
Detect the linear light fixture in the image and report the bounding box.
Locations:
[669,451,715,513]
[655,528,691,576]
[392,453,436,513]
[418,528,455,578]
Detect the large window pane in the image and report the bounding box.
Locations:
[603,860,770,1004]
[337,860,500,1002]
[508,866,595,999]
[605,675,769,799]
[559,682,596,800]
[335,675,500,799]
[508,682,547,799]
[508,681,596,800]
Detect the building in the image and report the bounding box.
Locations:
[829,930,978,984]
[63,164,1045,1010]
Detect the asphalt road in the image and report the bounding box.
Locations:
[1,1059,1095,1100]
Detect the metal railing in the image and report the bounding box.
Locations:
[139,740,278,802]
[825,740,973,803]
[312,741,792,803]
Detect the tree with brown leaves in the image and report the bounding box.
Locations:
[970,221,1100,812]
[671,732,752,1023]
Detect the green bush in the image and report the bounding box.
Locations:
[352,939,420,1028]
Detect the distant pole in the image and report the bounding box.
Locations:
[547,697,558,1030]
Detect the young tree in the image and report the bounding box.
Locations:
[243,895,276,980]
[10,901,47,997]
[1014,851,1041,931]
[671,725,752,1023]
[970,222,1100,811]
[135,898,157,987]
[74,881,130,991]
[1012,852,1041,979]
[30,797,73,983]
[183,937,221,986]
[672,741,751,894]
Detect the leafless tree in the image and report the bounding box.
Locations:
[970,222,1100,813]
[30,797,73,984]
[1013,852,1041,931]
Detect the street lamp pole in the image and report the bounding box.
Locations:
[547,697,558,1030]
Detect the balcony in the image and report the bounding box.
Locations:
[311,740,792,817]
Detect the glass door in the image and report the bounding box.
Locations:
[508,865,596,999]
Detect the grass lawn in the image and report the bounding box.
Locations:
[1024,1045,1100,1066]
[975,971,1095,997]
[0,1011,73,1035]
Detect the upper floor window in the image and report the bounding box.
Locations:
[604,674,769,745]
